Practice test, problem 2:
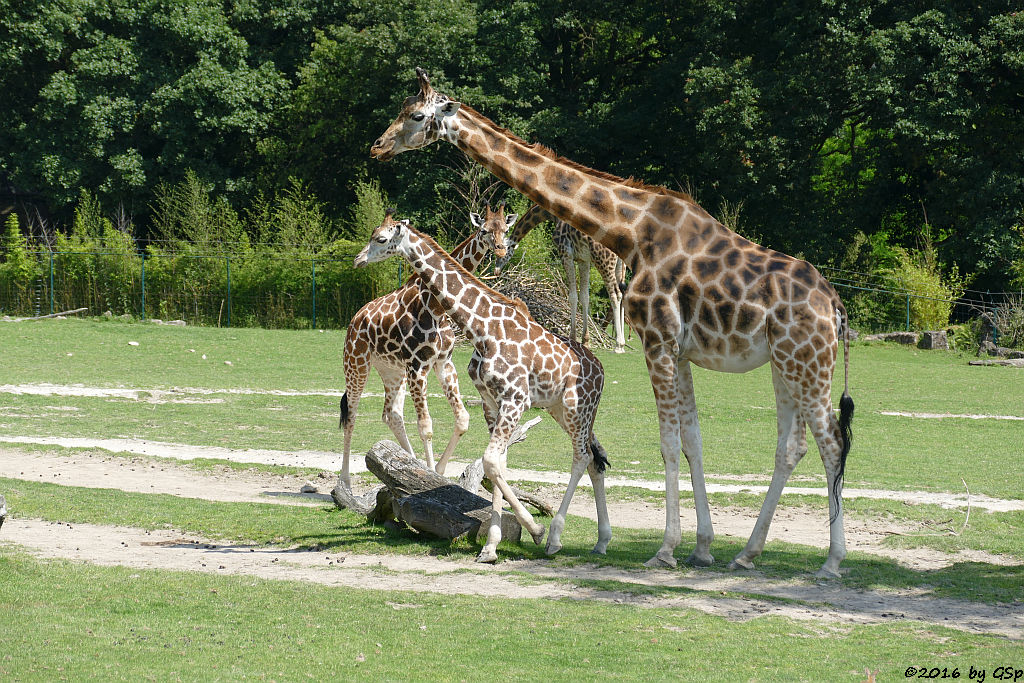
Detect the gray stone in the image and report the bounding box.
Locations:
[917,330,948,350]
[864,331,919,345]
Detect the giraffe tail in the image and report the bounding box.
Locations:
[832,303,855,522]
[339,392,350,429]
[589,437,610,473]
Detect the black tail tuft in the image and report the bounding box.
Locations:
[339,393,349,429]
[830,391,855,523]
[589,439,610,473]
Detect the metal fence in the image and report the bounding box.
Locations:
[0,248,1016,335]
[0,249,408,329]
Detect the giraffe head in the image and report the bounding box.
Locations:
[469,201,517,259]
[370,68,461,161]
[353,209,410,268]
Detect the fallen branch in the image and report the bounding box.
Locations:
[17,307,88,321]
[883,478,972,538]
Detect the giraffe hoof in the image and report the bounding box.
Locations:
[644,551,677,569]
[814,566,843,580]
[686,552,715,568]
[614,347,625,354]
[727,557,755,571]
[545,542,562,556]
[530,526,546,546]
[475,549,498,564]
[590,544,608,556]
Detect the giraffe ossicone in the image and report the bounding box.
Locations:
[355,211,613,563]
[371,68,854,578]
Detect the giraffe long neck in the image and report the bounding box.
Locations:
[508,204,553,245]
[400,229,504,345]
[448,106,694,263]
[449,230,490,272]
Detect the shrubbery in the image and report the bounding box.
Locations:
[0,180,399,327]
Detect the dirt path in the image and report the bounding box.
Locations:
[2,445,1022,640]
[4,435,1020,512]
[3,516,1021,640]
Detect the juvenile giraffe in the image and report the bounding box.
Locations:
[354,210,612,564]
[495,204,628,353]
[338,204,517,487]
[370,69,854,577]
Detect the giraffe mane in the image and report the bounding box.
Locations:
[401,230,479,288]
[460,104,696,204]
[410,225,528,312]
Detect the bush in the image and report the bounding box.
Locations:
[0,213,41,313]
[887,243,968,331]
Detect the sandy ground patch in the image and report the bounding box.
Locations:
[3,437,1020,512]
[3,516,1021,640]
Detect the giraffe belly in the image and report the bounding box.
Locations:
[682,337,771,373]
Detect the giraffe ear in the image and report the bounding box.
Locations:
[439,100,461,116]
[504,214,519,228]
[469,212,483,228]
[399,219,412,231]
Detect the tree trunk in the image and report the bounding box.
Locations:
[360,440,522,543]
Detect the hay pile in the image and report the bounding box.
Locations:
[475,263,620,350]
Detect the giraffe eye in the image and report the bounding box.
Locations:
[376,236,388,244]
[411,113,425,122]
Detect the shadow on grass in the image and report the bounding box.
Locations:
[313,506,1023,604]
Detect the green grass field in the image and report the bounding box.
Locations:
[1,318,1022,680]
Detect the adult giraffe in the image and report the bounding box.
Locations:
[495,204,628,353]
[370,68,854,577]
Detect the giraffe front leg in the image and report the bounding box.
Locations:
[677,362,714,567]
[579,258,592,346]
[407,369,436,471]
[564,252,579,343]
[379,369,416,456]
[643,347,685,569]
[434,357,469,475]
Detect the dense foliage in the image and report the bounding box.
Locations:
[1,0,1022,295]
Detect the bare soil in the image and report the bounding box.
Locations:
[1,445,1021,639]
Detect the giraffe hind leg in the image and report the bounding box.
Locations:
[729,365,806,571]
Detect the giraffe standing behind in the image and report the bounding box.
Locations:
[369,69,854,578]
[354,210,612,563]
[496,204,627,353]
[337,204,517,487]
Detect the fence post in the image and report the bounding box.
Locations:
[311,258,317,329]
[48,251,54,315]
[905,293,911,331]
[141,253,146,320]
[226,256,232,328]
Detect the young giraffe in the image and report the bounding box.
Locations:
[338,203,517,488]
[354,210,612,564]
[370,69,854,578]
[495,204,628,353]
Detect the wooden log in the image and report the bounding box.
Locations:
[330,480,384,516]
[365,440,521,543]
[455,417,556,516]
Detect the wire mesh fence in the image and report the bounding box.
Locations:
[0,248,1018,337]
